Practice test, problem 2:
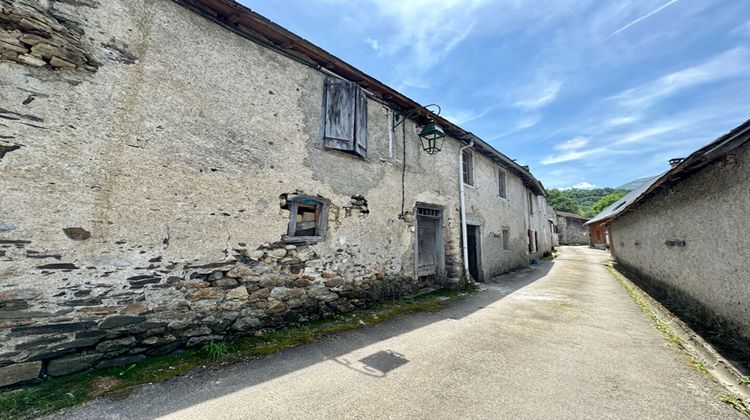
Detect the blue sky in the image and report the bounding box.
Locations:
[245,0,750,189]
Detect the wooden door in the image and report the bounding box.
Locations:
[416,207,441,277]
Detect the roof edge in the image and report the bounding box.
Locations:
[607,118,750,225]
[173,0,546,195]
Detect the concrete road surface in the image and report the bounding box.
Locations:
[55,246,740,419]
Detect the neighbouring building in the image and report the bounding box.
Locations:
[0,0,551,386]
[555,211,589,245]
[584,175,662,251]
[606,119,750,354]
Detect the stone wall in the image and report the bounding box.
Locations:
[558,216,588,245]
[463,151,546,278]
[0,0,100,71]
[610,142,750,350]
[0,0,468,387]
[0,241,433,385]
[0,0,543,387]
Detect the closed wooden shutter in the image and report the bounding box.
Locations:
[323,77,367,158]
[354,87,368,157]
[324,78,355,150]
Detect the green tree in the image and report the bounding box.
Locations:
[590,193,625,216]
[546,189,582,215]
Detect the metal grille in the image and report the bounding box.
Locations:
[416,208,440,218]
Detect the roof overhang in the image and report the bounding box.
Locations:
[607,118,750,225]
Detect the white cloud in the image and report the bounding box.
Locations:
[607,115,639,126]
[569,181,596,189]
[555,136,588,151]
[514,80,563,109]
[516,115,541,130]
[730,20,750,37]
[616,123,679,144]
[365,37,380,51]
[611,47,750,109]
[371,0,490,73]
[485,114,541,141]
[541,147,605,165]
[607,0,680,39]
[443,107,492,125]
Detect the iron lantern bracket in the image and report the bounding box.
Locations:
[392,104,442,130]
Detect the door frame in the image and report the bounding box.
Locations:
[466,221,484,282]
[413,203,445,281]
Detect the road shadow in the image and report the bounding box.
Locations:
[55,261,556,419]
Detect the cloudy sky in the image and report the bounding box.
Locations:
[245,0,750,189]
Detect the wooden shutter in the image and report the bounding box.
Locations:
[323,77,367,158]
[353,87,368,157]
[323,78,356,151]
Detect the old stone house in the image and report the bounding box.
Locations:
[555,211,589,245]
[606,119,750,355]
[584,175,662,251]
[0,0,550,386]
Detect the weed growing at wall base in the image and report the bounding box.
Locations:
[719,394,750,416]
[202,341,233,361]
[606,262,750,416]
[0,289,471,419]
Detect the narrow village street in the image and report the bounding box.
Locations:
[55,246,739,419]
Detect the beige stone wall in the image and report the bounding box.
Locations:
[610,142,750,347]
[0,0,543,385]
[463,151,533,278]
[0,0,469,385]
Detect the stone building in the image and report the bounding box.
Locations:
[584,175,662,251]
[555,211,589,245]
[607,119,750,355]
[0,0,550,386]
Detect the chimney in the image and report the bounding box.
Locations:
[669,158,684,168]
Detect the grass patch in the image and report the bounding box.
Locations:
[202,341,232,361]
[0,288,470,419]
[690,356,710,374]
[606,263,683,346]
[719,393,750,416]
[606,262,750,415]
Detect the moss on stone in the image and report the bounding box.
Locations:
[0,288,471,419]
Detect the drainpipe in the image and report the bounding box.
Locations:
[459,140,474,279]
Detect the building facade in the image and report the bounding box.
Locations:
[555,211,589,245]
[0,0,550,385]
[608,120,750,355]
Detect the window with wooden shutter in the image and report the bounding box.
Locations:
[498,169,507,198]
[281,194,330,243]
[322,77,367,158]
[462,149,474,186]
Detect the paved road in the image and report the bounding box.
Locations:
[56,246,740,419]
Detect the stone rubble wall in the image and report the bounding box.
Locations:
[0,0,100,71]
[0,240,434,387]
[0,0,460,388]
[557,217,588,245]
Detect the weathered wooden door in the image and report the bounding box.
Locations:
[416,207,441,277]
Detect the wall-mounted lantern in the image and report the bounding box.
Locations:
[393,104,446,155]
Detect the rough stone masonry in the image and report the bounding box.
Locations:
[0,0,464,387]
[0,0,554,388]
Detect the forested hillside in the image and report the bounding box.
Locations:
[547,188,629,217]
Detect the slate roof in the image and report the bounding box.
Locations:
[555,211,589,221]
[584,174,662,226]
[586,118,750,226]
[605,118,750,225]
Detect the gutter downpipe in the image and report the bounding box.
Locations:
[459,140,474,280]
